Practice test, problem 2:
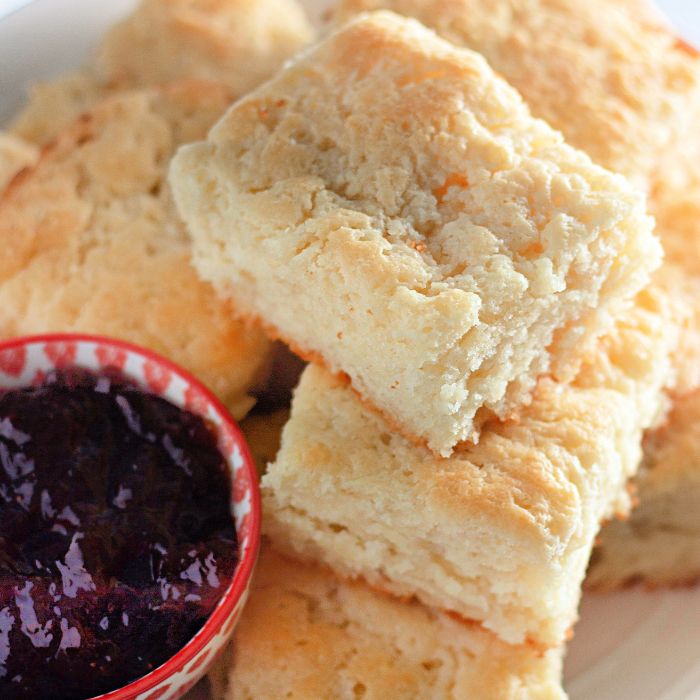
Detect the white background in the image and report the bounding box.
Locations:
[657,0,700,44]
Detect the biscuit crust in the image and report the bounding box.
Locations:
[329,0,700,402]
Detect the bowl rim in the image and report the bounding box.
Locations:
[0,332,261,700]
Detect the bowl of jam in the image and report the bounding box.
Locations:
[0,334,261,700]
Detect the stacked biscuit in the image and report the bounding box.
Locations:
[4,0,700,697]
[168,3,700,697]
[327,0,700,597]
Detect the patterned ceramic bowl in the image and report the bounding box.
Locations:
[0,333,261,700]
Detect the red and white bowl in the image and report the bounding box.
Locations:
[0,333,261,700]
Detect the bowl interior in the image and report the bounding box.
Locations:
[0,333,260,700]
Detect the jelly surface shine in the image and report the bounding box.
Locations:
[0,368,238,699]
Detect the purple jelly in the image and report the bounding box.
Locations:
[0,367,238,699]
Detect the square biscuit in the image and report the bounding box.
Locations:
[330,0,700,191]
[171,11,660,456]
[209,547,566,700]
[262,286,675,647]
[0,83,270,419]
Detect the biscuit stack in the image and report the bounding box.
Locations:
[3,0,700,697]
[169,4,700,697]
[326,0,700,599]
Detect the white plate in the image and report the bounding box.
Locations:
[2,1,700,698]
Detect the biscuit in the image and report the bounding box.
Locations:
[0,82,269,419]
[11,0,313,146]
[330,0,700,191]
[261,284,674,648]
[587,389,700,589]
[0,132,38,191]
[209,547,566,700]
[170,12,660,456]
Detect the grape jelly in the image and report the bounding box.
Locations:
[0,368,238,699]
